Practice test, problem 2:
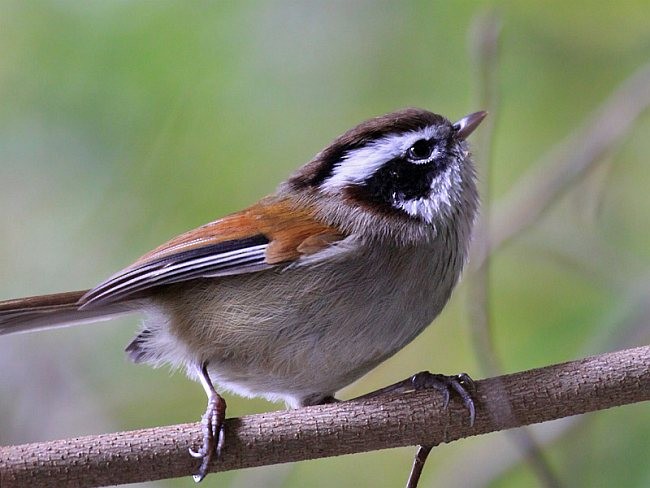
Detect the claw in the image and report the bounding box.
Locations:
[449,373,476,426]
[216,422,226,457]
[189,448,204,459]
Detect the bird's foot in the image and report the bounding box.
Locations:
[353,371,477,488]
[354,371,476,425]
[189,364,227,482]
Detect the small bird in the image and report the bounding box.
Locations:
[0,108,485,482]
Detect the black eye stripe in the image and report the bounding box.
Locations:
[357,157,442,207]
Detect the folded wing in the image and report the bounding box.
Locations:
[81,197,344,308]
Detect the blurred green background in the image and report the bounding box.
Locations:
[1,1,649,487]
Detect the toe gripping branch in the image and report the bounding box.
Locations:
[355,371,477,426]
[190,363,227,483]
[409,371,476,426]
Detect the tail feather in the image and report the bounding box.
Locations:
[0,290,138,336]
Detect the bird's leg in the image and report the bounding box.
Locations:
[351,372,477,488]
[189,362,227,483]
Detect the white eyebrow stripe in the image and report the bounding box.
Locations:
[322,125,440,192]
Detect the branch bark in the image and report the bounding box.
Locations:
[1,345,648,488]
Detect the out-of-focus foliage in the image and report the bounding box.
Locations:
[0,1,648,487]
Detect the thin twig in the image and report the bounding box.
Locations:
[1,345,648,488]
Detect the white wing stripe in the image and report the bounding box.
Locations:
[84,244,268,305]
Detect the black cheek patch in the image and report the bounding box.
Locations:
[352,157,443,211]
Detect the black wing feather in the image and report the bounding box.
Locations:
[81,235,270,308]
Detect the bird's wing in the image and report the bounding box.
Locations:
[80,197,344,308]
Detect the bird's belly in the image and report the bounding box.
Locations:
[145,245,458,406]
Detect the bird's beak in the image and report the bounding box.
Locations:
[453,111,488,140]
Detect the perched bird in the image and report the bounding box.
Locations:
[0,108,485,481]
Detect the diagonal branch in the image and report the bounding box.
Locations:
[1,345,648,488]
[479,60,650,265]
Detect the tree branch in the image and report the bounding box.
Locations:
[1,345,648,487]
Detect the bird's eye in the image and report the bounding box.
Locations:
[407,139,434,162]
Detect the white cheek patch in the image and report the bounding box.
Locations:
[396,198,438,224]
[395,166,460,224]
[322,125,443,192]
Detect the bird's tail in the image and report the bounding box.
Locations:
[0,290,138,336]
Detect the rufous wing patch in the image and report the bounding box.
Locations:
[258,202,345,265]
[296,231,344,255]
[128,196,345,269]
